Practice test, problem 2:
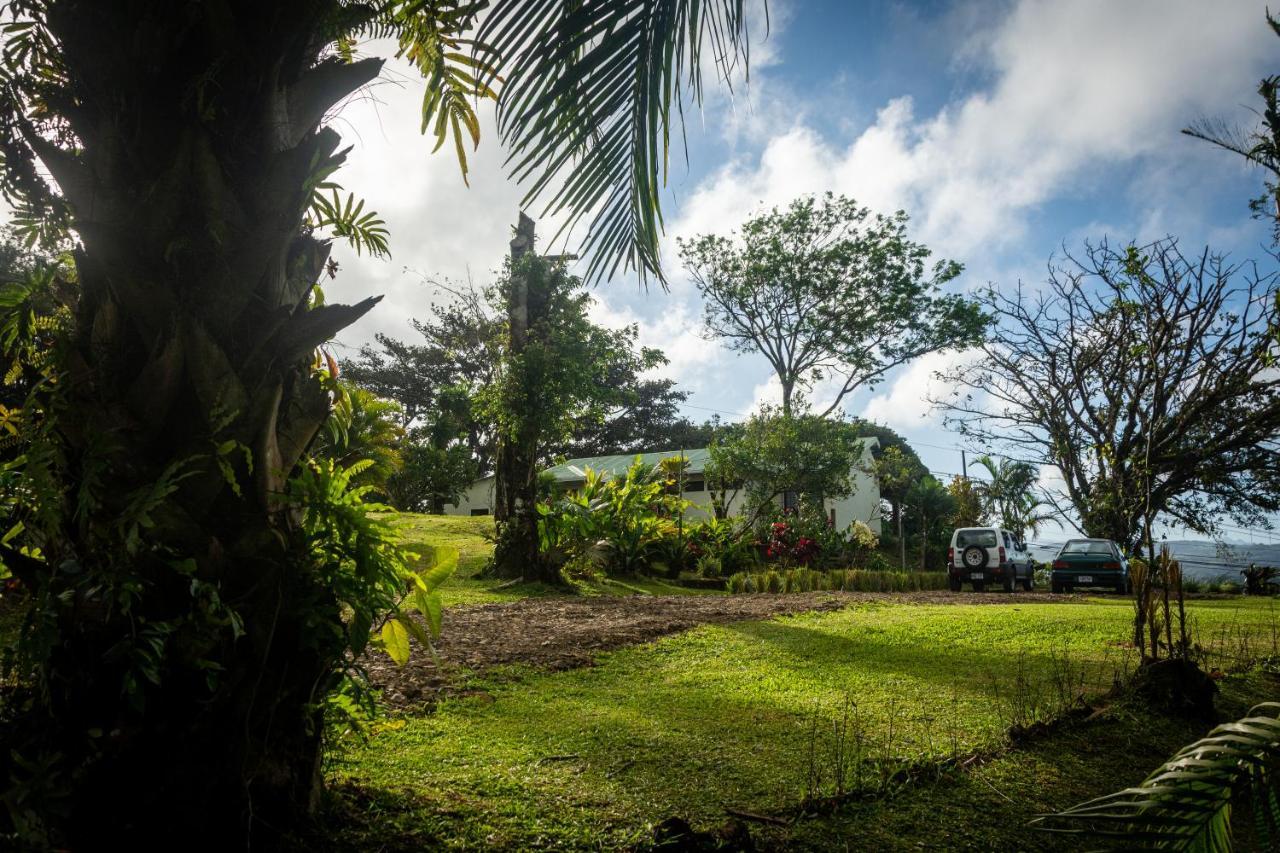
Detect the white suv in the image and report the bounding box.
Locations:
[947,527,1035,592]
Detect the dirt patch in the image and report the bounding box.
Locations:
[366,590,1077,711]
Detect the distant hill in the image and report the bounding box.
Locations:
[1028,539,1279,581]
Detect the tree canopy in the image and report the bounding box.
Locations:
[678,193,988,416]
[936,238,1280,549]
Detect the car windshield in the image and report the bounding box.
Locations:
[1060,540,1114,556]
[956,529,997,547]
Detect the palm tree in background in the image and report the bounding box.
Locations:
[0,0,759,843]
[972,454,1055,540]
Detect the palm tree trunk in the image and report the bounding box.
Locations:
[15,1,383,843]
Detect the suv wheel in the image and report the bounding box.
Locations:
[962,545,988,570]
[1051,581,1062,594]
[972,580,986,592]
[1002,570,1015,593]
[1021,566,1034,592]
[948,577,962,592]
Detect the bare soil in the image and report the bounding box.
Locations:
[366,590,1078,711]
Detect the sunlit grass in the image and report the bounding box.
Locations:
[390,512,723,607]
[331,596,1279,849]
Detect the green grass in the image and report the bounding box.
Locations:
[391,513,723,607]
[327,596,1279,850]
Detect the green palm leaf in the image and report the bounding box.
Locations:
[1033,702,1280,851]
[479,0,757,286]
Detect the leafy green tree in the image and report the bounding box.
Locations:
[946,475,984,530]
[385,439,478,513]
[554,376,694,457]
[708,407,867,528]
[873,444,928,530]
[0,0,755,843]
[678,193,988,416]
[487,254,666,579]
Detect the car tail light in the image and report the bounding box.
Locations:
[1102,561,1120,570]
[1053,560,1067,569]
[998,546,1006,563]
[948,547,954,565]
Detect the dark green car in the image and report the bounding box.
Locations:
[1050,539,1130,594]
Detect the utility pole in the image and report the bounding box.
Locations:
[961,449,967,479]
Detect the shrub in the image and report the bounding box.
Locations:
[724,568,949,594]
[696,554,723,579]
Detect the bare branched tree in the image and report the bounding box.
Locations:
[934,238,1280,550]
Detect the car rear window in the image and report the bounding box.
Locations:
[1061,540,1114,556]
[956,529,997,547]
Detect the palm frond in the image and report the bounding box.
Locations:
[1033,702,1280,851]
[479,0,756,286]
[306,185,391,257]
[373,1,501,186]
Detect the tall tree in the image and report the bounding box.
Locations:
[936,238,1280,550]
[678,193,988,416]
[485,247,663,579]
[0,0,756,843]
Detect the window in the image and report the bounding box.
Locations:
[470,508,490,517]
[955,529,998,547]
[683,479,705,493]
[1060,540,1114,555]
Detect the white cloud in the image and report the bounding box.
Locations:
[860,350,981,429]
[665,0,1276,267]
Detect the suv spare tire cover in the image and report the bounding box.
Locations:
[962,545,989,568]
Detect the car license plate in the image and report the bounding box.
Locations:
[970,573,984,580]
[1078,575,1093,583]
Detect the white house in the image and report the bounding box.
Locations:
[443,440,882,533]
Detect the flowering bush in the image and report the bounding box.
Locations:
[765,520,821,566]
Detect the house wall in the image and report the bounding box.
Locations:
[443,441,883,532]
[443,475,496,516]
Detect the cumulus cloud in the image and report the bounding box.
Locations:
[667,0,1274,267]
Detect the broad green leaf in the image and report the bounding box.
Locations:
[381,619,411,666]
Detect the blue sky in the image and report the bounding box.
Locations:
[326,0,1280,544]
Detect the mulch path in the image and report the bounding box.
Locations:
[365,590,1077,711]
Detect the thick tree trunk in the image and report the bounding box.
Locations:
[12,1,382,845]
[491,215,556,582]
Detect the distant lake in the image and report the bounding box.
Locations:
[1028,539,1277,582]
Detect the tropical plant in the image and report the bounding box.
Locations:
[535,460,688,577]
[678,193,987,417]
[0,0,757,843]
[1034,702,1280,850]
[970,454,1053,540]
[313,382,406,492]
[904,475,956,571]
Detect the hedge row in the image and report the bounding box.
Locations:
[725,567,950,594]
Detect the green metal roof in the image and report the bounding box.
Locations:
[544,448,712,482]
[543,437,877,483]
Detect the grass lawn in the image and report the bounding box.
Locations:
[326,595,1279,850]
[392,513,722,607]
